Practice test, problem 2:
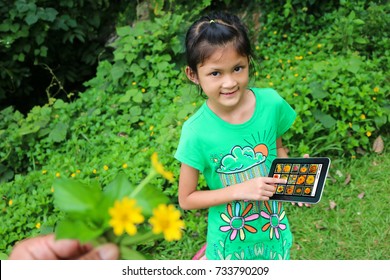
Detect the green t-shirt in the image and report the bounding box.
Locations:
[175,88,296,260]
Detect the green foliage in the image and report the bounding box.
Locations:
[0,171,59,257]
[0,1,389,259]
[53,169,175,260]
[0,0,130,109]
[254,4,389,157]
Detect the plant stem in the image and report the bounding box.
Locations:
[131,169,157,198]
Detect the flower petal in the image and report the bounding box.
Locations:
[244,224,257,233]
[244,213,259,222]
[241,203,253,217]
[220,213,231,224]
[230,229,238,241]
[220,225,232,232]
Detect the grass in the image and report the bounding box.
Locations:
[148,151,390,260]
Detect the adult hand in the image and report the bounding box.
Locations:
[292,153,311,208]
[8,234,119,260]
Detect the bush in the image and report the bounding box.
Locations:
[0,0,130,112]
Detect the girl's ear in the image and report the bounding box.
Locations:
[185,66,199,84]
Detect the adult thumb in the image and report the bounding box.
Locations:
[79,243,119,260]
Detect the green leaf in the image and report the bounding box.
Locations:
[120,246,147,260]
[25,13,39,25]
[309,82,329,99]
[103,172,133,205]
[55,219,103,242]
[346,55,362,74]
[130,64,144,77]
[131,183,169,216]
[116,26,132,37]
[43,8,58,22]
[312,110,337,128]
[48,122,68,142]
[0,252,8,260]
[111,62,125,81]
[53,178,102,213]
[133,91,143,103]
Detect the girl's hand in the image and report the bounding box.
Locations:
[234,176,287,201]
[292,153,311,208]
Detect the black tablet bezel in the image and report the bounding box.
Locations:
[268,157,331,204]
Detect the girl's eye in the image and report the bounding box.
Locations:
[234,66,243,72]
[210,72,220,76]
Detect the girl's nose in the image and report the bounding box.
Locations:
[222,75,238,89]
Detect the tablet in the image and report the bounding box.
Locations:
[268,157,331,204]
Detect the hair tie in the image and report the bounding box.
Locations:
[209,20,215,24]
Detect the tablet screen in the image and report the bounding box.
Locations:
[268,157,331,204]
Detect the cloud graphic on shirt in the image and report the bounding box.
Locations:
[217,146,266,174]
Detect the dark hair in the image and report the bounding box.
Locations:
[185,11,253,73]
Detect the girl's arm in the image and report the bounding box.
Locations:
[178,161,287,211]
[276,137,288,158]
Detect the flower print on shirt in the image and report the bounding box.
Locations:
[260,201,287,240]
[219,202,260,241]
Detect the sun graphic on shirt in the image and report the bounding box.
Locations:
[243,129,277,167]
[253,143,269,157]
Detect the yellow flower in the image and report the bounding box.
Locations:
[109,197,144,236]
[104,165,109,171]
[141,88,146,93]
[266,74,271,79]
[372,97,376,101]
[373,87,379,93]
[76,169,81,174]
[36,223,41,229]
[349,122,352,128]
[42,170,47,175]
[51,186,54,193]
[255,45,260,50]
[294,73,299,77]
[149,125,154,131]
[151,152,174,182]
[149,204,185,241]
[293,93,299,97]
[366,131,372,137]
[55,172,60,178]
[273,31,277,35]
[71,173,76,178]
[317,44,322,48]
[360,114,366,120]
[269,82,274,87]
[132,81,137,86]
[8,199,13,206]
[122,163,128,169]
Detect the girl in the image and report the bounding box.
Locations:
[175,11,296,260]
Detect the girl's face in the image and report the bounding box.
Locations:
[186,43,250,115]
